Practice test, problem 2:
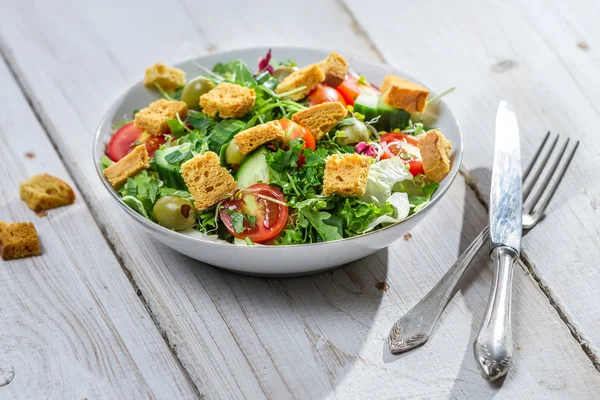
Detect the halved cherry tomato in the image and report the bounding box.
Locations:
[279,118,316,166]
[336,75,381,106]
[106,122,165,162]
[220,183,289,243]
[308,84,347,107]
[379,132,424,176]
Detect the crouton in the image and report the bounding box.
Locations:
[0,222,41,260]
[144,62,186,91]
[319,52,347,87]
[134,99,188,136]
[180,152,237,210]
[234,121,285,155]
[20,174,76,212]
[103,145,150,189]
[380,74,429,113]
[200,82,256,118]
[292,101,347,141]
[275,63,325,101]
[418,129,452,182]
[323,154,371,197]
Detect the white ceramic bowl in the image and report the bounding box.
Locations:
[93,47,462,276]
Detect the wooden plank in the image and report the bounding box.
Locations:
[0,58,198,398]
[344,0,600,363]
[1,0,599,397]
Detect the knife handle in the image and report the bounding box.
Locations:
[474,246,519,381]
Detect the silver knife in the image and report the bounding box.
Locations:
[474,101,523,381]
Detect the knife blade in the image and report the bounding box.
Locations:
[489,101,523,252]
[474,101,523,381]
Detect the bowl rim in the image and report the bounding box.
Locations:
[92,45,463,249]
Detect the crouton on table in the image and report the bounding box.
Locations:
[275,64,325,101]
[319,52,348,87]
[103,145,150,189]
[380,74,429,113]
[200,82,256,118]
[20,174,76,212]
[292,101,347,141]
[0,222,41,261]
[418,129,452,182]
[144,62,186,91]
[134,99,188,136]
[234,121,285,155]
[180,152,237,210]
[323,154,372,197]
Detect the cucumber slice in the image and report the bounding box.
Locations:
[154,143,191,190]
[354,93,410,131]
[235,146,270,188]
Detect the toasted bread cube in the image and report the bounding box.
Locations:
[20,174,76,212]
[0,222,41,260]
[181,152,237,210]
[418,129,452,182]
[323,154,371,197]
[380,74,429,113]
[144,62,186,91]
[275,63,325,101]
[234,121,285,155]
[292,101,347,141]
[319,52,347,87]
[103,145,150,189]
[200,82,256,119]
[134,99,188,136]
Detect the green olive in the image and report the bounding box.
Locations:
[224,140,246,166]
[272,66,296,83]
[181,76,215,110]
[335,118,370,146]
[153,196,196,231]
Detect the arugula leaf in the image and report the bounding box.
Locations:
[230,211,245,234]
[159,188,193,202]
[166,118,188,138]
[164,149,193,164]
[207,119,246,153]
[173,86,185,101]
[298,208,343,242]
[234,62,257,88]
[187,112,216,132]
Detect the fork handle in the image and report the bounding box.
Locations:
[474,246,518,381]
[388,225,490,353]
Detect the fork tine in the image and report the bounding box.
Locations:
[529,140,579,217]
[523,134,559,200]
[523,138,571,215]
[523,131,550,181]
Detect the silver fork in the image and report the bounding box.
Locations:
[388,132,579,354]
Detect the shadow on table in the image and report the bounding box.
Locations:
[449,166,510,396]
[183,245,389,398]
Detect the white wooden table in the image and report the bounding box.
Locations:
[1,0,599,398]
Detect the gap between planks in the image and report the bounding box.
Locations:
[336,0,600,374]
[0,44,204,399]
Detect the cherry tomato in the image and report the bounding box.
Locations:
[106,122,165,162]
[220,183,289,243]
[379,132,424,176]
[308,84,347,107]
[279,118,316,166]
[336,75,381,106]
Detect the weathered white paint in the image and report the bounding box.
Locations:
[0,57,197,399]
[345,0,600,361]
[0,0,599,398]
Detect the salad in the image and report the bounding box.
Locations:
[101,50,453,245]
